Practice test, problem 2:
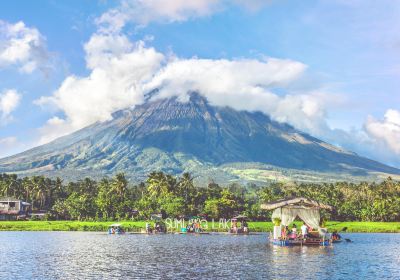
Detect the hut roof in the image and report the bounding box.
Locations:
[232,215,247,220]
[260,197,332,211]
[109,223,122,227]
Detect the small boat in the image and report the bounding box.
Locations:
[145,221,167,234]
[228,215,250,235]
[331,231,343,243]
[108,223,125,235]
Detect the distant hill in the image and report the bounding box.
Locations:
[1,92,399,185]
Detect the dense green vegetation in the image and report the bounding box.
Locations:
[1,172,400,222]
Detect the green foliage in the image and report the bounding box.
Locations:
[273,218,281,226]
[1,172,400,222]
[158,194,185,218]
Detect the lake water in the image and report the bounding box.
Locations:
[0,232,399,279]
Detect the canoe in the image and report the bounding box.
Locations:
[332,239,343,243]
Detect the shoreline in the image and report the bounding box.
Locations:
[0,221,399,233]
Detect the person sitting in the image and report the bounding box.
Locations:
[231,220,238,234]
[287,224,297,239]
[187,223,194,233]
[332,231,342,241]
[301,222,308,238]
[243,221,248,233]
[282,226,290,240]
[146,222,152,233]
[155,222,162,233]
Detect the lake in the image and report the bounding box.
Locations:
[1,232,399,279]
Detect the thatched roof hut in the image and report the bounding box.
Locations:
[260,197,332,211]
[261,197,332,228]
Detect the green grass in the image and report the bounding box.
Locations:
[1,220,400,233]
[0,221,147,232]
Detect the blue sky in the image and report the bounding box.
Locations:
[0,0,399,167]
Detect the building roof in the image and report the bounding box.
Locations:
[260,197,333,211]
[0,197,21,202]
[0,197,30,204]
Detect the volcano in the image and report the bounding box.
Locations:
[1,93,398,184]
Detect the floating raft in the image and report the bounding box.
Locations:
[270,238,331,246]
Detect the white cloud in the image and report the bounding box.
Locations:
[0,89,21,124]
[142,57,337,135]
[365,109,400,154]
[0,136,17,146]
[0,136,29,158]
[0,20,49,73]
[36,33,164,143]
[96,0,274,33]
[0,136,18,158]
[96,0,221,32]
[233,0,273,12]
[37,117,72,145]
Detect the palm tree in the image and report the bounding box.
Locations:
[111,173,128,198]
[31,176,47,210]
[178,173,195,213]
[2,178,19,197]
[147,172,170,197]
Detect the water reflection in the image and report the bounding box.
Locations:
[0,232,399,279]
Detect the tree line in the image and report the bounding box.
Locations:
[1,172,399,222]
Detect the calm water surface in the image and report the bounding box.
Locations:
[0,232,399,279]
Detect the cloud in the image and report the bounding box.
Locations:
[233,0,273,12]
[0,89,21,124]
[96,0,221,32]
[0,136,28,158]
[365,109,400,154]
[0,20,50,73]
[96,0,273,33]
[36,33,164,143]
[0,136,17,146]
[142,57,338,135]
[0,136,17,158]
[37,117,72,145]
